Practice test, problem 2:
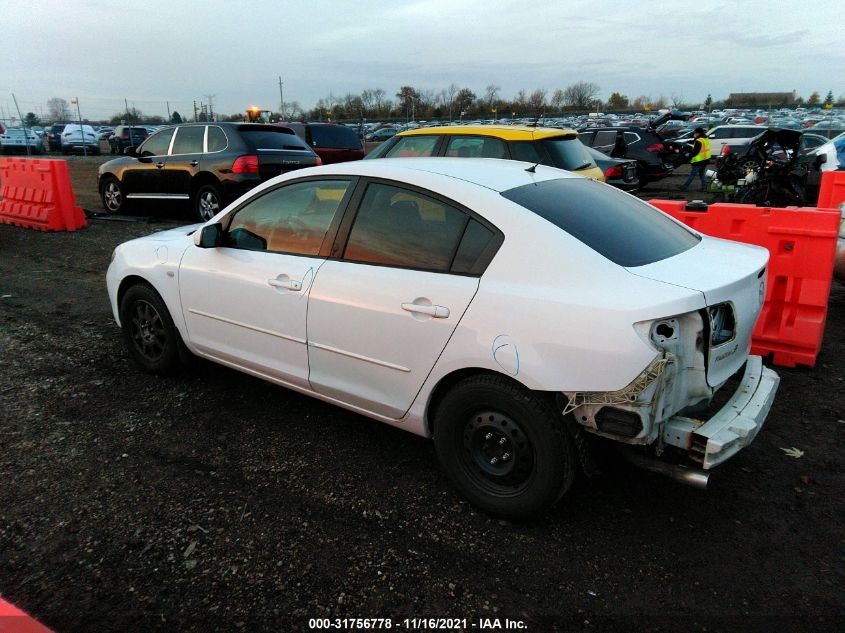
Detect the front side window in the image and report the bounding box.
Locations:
[226,180,351,255]
[138,128,174,157]
[501,178,700,267]
[344,183,467,272]
[384,135,439,158]
[171,126,205,154]
[445,136,507,159]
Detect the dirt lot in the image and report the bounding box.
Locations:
[0,157,843,632]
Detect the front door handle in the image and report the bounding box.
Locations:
[155,161,164,168]
[190,160,199,167]
[268,277,302,291]
[401,302,449,318]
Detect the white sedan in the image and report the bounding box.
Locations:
[107,158,779,518]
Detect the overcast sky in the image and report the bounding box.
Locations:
[1,0,842,120]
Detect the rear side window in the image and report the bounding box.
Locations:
[501,178,700,267]
[451,219,495,274]
[344,183,467,272]
[207,126,227,152]
[593,130,618,146]
[310,125,361,150]
[240,127,310,151]
[509,141,542,163]
[384,135,439,158]
[172,126,204,154]
[542,138,595,171]
[445,136,507,159]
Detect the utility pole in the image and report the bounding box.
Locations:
[11,94,31,157]
[204,94,216,121]
[124,98,132,125]
[72,96,86,157]
[193,100,198,122]
[278,76,284,120]
[166,100,171,121]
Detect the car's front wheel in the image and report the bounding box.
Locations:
[119,284,182,374]
[100,176,125,213]
[433,374,577,519]
[194,183,223,222]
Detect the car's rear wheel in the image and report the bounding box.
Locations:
[194,183,223,222]
[433,374,577,519]
[119,284,182,374]
[100,176,125,213]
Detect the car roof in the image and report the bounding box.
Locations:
[307,157,578,193]
[397,125,578,141]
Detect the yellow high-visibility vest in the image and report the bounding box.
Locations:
[691,136,711,163]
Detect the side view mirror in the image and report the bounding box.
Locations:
[124,146,138,157]
[195,223,223,248]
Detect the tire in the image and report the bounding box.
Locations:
[119,284,182,374]
[433,374,577,519]
[100,176,126,213]
[194,182,223,222]
[739,159,759,172]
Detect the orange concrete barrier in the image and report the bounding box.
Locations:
[649,199,840,368]
[0,158,87,231]
[817,170,845,210]
[0,597,53,633]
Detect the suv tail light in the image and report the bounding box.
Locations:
[604,165,622,179]
[721,145,731,156]
[232,155,259,174]
[315,155,323,166]
[646,143,664,152]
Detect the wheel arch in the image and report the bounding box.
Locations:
[190,172,222,198]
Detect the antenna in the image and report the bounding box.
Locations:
[525,161,541,173]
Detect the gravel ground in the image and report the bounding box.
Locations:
[0,156,843,633]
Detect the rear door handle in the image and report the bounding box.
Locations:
[155,162,164,168]
[268,277,302,291]
[401,303,449,318]
[190,160,199,167]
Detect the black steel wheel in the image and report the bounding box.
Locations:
[100,176,125,213]
[434,374,576,519]
[119,284,182,374]
[194,183,223,222]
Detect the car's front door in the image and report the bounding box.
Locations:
[178,178,355,386]
[123,127,174,197]
[163,125,205,198]
[306,181,486,419]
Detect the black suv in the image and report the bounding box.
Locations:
[109,126,150,154]
[98,123,320,220]
[46,123,67,151]
[578,112,690,183]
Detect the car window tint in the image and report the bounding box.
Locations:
[384,135,439,158]
[226,180,351,255]
[501,178,700,267]
[577,131,595,144]
[509,141,542,163]
[171,126,205,154]
[310,125,361,150]
[710,128,730,139]
[542,138,595,171]
[445,136,507,159]
[207,126,227,152]
[239,127,310,151]
[451,219,494,274]
[344,183,467,272]
[623,132,639,144]
[139,128,174,157]
[593,130,618,146]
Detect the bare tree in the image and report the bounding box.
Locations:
[484,84,501,108]
[562,81,600,110]
[671,93,685,109]
[371,88,386,116]
[455,88,476,114]
[47,97,71,122]
[361,89,375,116]
[529,89,547,113]
[549,89,565,112]
[443,83,459,120]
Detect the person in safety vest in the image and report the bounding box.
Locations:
[679,127,711,192]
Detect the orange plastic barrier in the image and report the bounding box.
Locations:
[0,158,86,231]
[0,597,53,633]
[817,170,845,210]
[649,199,840,368]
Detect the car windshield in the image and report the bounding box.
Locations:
[239,126,310,151]
[542,138,595,171]
[501,178,700,267]
[311,125,361,150]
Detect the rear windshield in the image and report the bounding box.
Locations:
[311,125,361,150]
[238,126,311,152]
[501,178,700,267]
[542,138,596,171]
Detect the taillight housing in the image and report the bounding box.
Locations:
[120,134,129,140]
[721,145,731,156]
[646,143,664,152]
[605,165,622,179]
[232,155,259,174]
[315,155,323,166]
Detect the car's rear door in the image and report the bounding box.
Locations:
[306,180,498,419]
[179,178,355,386]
